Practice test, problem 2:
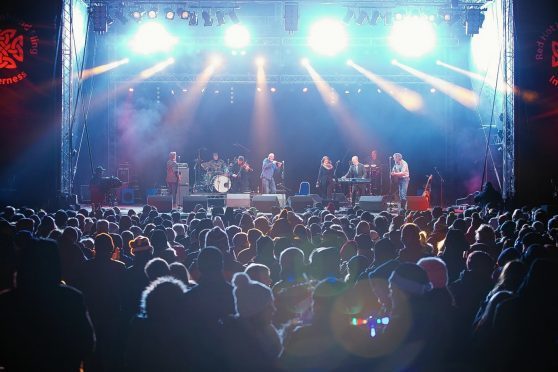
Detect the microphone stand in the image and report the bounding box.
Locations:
[388,156,395,212]
[434,166,445,208]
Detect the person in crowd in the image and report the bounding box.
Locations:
[0,238,95,371]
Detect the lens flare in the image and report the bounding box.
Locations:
[389,17,437,58]
[308,18,349,56]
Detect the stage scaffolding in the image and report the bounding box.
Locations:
[61,0,515,201]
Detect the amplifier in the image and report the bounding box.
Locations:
[407,196,429,211]
[359,195,387,212]
[227,193,251,208]
[252,195,280,213]
[147,195,173,212]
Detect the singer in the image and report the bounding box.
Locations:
[316,156,335,199]
[390,152,410,210]
[260,153,282,194]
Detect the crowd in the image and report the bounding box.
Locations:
[0,200,557,371]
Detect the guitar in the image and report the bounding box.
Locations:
[422,174,433,203]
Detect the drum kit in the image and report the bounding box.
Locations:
[194,159,232,193]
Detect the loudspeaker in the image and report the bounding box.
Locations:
[332,193,349,204]
[182,195,208,212]
[252,195,280,213]
[227,193,251,208]
[121,188,135,204]
[262,193,287,208]
[207,196,225,208]
[147,195,173,212]
[358,195,387,212]
[80,185,91,203]
[288,194,323,212]
[407,196,429,211]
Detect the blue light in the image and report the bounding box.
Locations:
[129,22,178,54]
[308,18,349,56]
[224,24,251,50]
[388,17,437,58]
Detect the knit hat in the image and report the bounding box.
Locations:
[232,272,274,318]
[417,257,448,289]
[389,263,432,296]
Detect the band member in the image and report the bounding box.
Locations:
[342,156,366,203]
[166,152,180,206]
[316,156,335,199]
[391,152,410,209]
[343,156,366,178]
[261,153,282,194]
[202,152,227,174]
[368,149,381,195]
[90,165,106,211]
[231,156,252,193]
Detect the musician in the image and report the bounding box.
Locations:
[90,165,106,211]
[231,156,252,193]
[206,152,227,174]
[342,156,366,203]
[316,156,335,199]
[261,153,282,194]
[390,152,410,210]
[166,152,180,206]
[368,149,381,195]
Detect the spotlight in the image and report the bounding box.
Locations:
[391,59,397,64]
[301,58,309,66]
[128,88,134,92]
[178,8,189,19]
[255,57,265,66]
[384,12,393,26]
[430,88,437,93]
[388,17,437,57]
[189,12,198,26]
[216,10,226,26]
[131,10,142,21]
[394,12,404,22]
[147,8,157,19]
[229,9,240,24]
[355,10,368,25]
[302,87,308,93]
[211,55,223,67]
[377,88,382,93]
[270,87,277,93]
[370,11,381,26]
[343,8,354,24]
[129,22,178,54]
[346,59,353,66]
[202,10,213,26]
[224,24,251,49]
[164,8,175,20]
[308,18,348,56]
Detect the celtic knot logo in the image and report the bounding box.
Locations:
[0,29,24,69]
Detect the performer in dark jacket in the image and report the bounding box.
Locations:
[342,156,366,203]
[231,156,252,193]
[316,156,335,199]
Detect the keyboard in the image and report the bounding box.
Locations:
[337,178,370,183]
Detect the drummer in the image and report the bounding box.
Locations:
[202,152,228,175]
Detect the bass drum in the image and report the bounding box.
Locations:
[213,175,231,193]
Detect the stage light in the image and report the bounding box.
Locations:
[301,58,310,66]
[394,12,404,22]
[189,12,198,26]
[343,9,354,24]
[164,8,175,20]
[255,57,265,66]
[224,24,251,49]
[430,88,437,93]
[302,87,308,93]
[355,10,368,25]
[377,88,382,93]
[270,87,277,93]
[147,8,158,19]
[178,8,189,19]
[229,9,240,24]
[389,17,437,58]
[202,10,213,26]
[384,11,393,25]
[128,87,134,92]
[346,59,353,66]
[308,19,348,56]
[129,22,178,54]
[131,10,142,21]
[370,11,381,26]
[216,11,226,26]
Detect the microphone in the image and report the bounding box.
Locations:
[177,155,181,161]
